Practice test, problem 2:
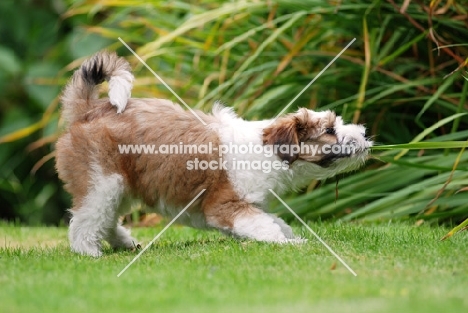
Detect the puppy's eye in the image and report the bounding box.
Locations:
[325,128,335,135]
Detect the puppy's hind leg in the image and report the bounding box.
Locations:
[68,165,125,257]
[105,198,140,251]
[106,224,139,251]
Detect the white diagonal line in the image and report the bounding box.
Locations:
[117,189,206,277]
[272,38,356,122]
[268,189,357,276]
[118,37,207,126]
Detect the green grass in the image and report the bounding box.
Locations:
[1,0,467,226]
[1,223,467,313]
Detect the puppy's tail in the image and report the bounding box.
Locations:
[60,51,134,125]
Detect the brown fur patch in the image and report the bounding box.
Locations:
[263,109,337,164]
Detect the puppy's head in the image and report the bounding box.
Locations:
[263,109,372,174]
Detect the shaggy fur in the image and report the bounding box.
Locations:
[56,51,372,257]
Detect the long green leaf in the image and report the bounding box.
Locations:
[416,74,456,121]
[372,141,468,150]
[394,113,467,159]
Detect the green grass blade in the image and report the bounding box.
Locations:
[441,218,468,241]
[372,141,468,150]
[394,113,467,159]
[230,11,307,82]
[379,31,427,66]
[416,74,456,121]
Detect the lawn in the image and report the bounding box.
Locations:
[1,222,467,313]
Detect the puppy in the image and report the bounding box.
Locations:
[55,51,372,257]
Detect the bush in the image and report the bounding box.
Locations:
[1,0,467,225]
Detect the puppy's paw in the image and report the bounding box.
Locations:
[288,237,308,244]
[107,225,140,251]
[71,241,103,257]
[268,214,295,239]
[277,237,308,245]
[129,242,142,252]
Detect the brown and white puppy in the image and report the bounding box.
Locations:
[55,51,372,257]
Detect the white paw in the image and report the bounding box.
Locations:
[284,237,308,244]
[268,214,295,239]
[71,241,103,257]
[113,237,140,250]
[107,225,139,249]
[268,237,308,245]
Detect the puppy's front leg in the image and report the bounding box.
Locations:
[233,208,289,242]
[205,201,299,243]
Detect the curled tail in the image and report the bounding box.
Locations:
[60,51,134,125]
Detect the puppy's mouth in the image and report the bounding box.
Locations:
[314,150,355,167]
[298,141,370,168]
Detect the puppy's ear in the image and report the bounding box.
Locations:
[263,109,311,164]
